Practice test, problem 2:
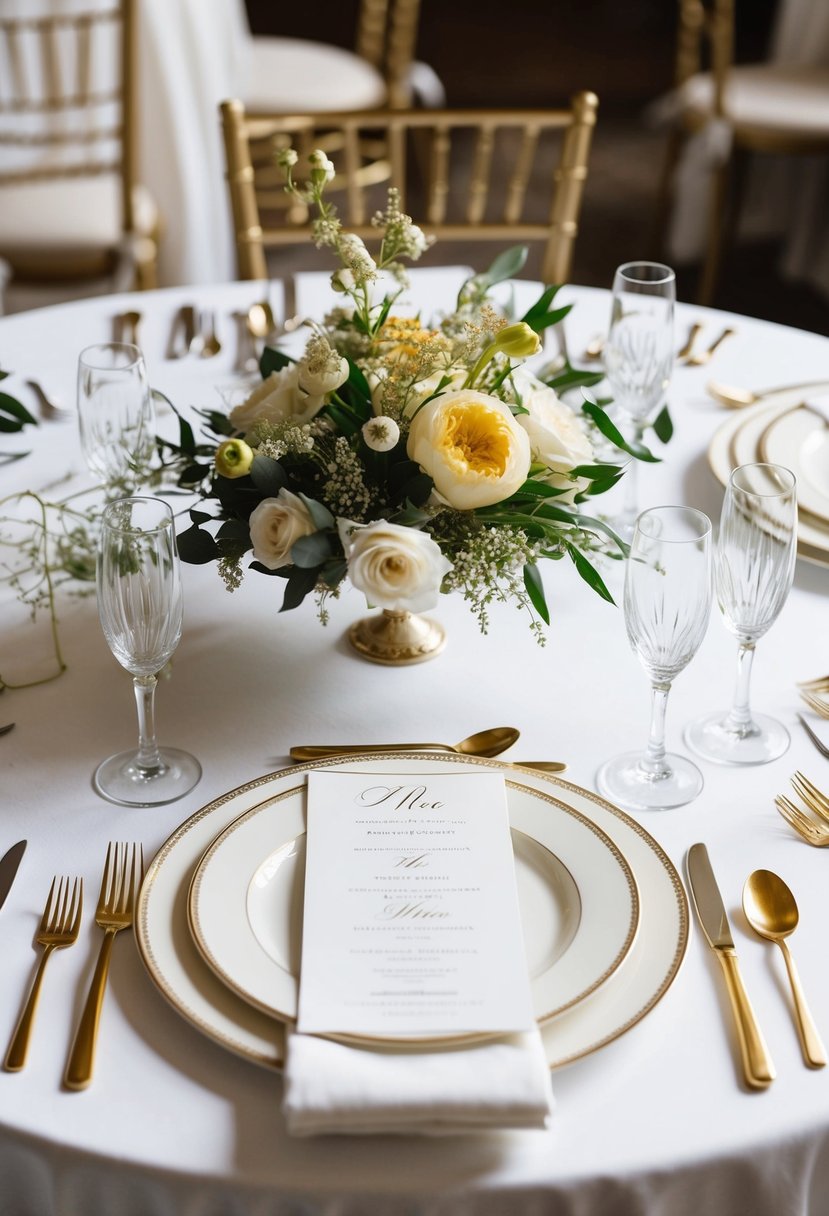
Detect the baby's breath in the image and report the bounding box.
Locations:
[320,436,373,520]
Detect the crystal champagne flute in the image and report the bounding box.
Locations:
[603,262,675,537]
[94,496,201,806]
[77,343,155,494]
[685,463,797,765]
[596,506,712,811]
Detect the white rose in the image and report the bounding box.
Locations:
[511,368,594,499]
[249,489,316,570]
[339,519,452,613]
[229,366,324,433]
[407,389,531,510]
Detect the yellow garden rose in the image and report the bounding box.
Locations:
[407,389,531,510]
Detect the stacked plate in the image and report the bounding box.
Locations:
[709,394,829,568]
[135,755,689,1071]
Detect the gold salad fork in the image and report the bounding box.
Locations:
[4,876,83,1071]
[790,772,829,823]
[775,794,829,847]
[64,842,143,1090]
[797,674,829,692]
[799,690,829,719]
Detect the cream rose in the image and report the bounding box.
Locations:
[229,367,324,433]
[406,389,531,510]
[339,519,452,613]
[511,369,594,498]
[248,489,316,570]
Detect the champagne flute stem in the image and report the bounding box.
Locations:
[133,674,163,774]
[641,682,672,778]
[725,641,757,736]
[621,420,645,528]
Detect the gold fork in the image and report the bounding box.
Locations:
[799,690,829,719]
[64,842,143,1090]
[4,876,83,1071]
[798,676,829,693]
[791,772,829,824]
[775,794,829,847]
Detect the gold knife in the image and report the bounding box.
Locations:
[686,843,775,1089]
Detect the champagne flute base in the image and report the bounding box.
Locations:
[596,750,704,811]
[93,747,202,807]
[684,711,790,766]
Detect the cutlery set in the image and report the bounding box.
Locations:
[579,323,735,367]
[166,305,222,360]
[687,843,825,1089]
[2,841,143,1088]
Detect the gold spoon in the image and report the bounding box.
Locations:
[707,378,829,410]
[684,326,735,366]
[677,321,704,361]
[291,726,520,762]
[200,310,222,358]
[247,301,277,342]
[742,869,827,1069]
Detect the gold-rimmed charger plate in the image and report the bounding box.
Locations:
[708,402,829,569]
[135,755,688,1071]
[759,405,829,526]
[186,773,638,1046]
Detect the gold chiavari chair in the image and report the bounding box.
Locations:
[219,95,599,286]
[0,0,158,305]
[654,0,829,305]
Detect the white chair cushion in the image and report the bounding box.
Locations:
[244,36,387,112]
[680,64,829,136]
[0,177,157,251]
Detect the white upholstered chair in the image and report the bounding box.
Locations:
[655,0,829,304]
[0,0,159,311]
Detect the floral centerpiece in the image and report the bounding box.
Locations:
[159,149,665,662]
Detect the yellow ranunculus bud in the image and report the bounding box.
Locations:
[492,322,541,359]
[215,438,254,479]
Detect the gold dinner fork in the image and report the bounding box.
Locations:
[64,842,143,1090]
[799,690,829,719]
[775,794,829,847]
[684,326,736,366]
[4,876,83,1071]
[791,772,829,824]
[798,675,829,693]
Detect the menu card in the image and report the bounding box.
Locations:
[297,771,535,1037]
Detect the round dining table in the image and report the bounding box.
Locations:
[1,268,829,1216]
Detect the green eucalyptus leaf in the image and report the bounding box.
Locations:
[320,558,348,589]
[250,453,286,495]
[581,398,660,463]
[483,245,529,285]
[566,544,615,604]
[259,347,292,378]
[291,531,333,568]
[299,494,335,530]
[523,562,550,625]
[0,392,37,428]
[280,565,319,611]
[177,523,218,564]
[217,519,251,542]
[653,405,674,444]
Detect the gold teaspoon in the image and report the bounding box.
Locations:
[678,321,704,361]
[742,869,827,1069]
[707,378,829,409]
[290,726,520,762]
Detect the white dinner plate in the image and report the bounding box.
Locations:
[759,406,829,525]
[136,756,688,1071]
[187,776,639,1043]
[708,403,829,568]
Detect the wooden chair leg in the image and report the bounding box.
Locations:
[697,154,731,306]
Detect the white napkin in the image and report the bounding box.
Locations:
[283,1027,555,1137]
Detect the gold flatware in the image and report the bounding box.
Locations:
[200,310,221,358]
[0,722,14,736]
[114,310,142,347]
[799,690,829,719]
[247,301,276,344]
[581,334,604,361]
[684,326,735,366]
[775,793,829,847]
[791,771,829,824]
[707,378,829,410]
[0,840,26,912]
[677,321,704,361]
[64,842,143,1090]
[509,760,568,773]
[686,842,775,1089]
[4,875,82,1071]
[798,676,829,692]
[290,726,520,762]
[797,714,829,760]
[743,869,826,1069]
[25,379,67,421]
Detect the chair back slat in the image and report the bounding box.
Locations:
[220,98,599,286]
[356,0,420,107]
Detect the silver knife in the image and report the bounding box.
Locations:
[686,843,775,1089]
[0,840,26,912]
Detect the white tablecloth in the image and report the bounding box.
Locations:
[1,272,829,1215]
